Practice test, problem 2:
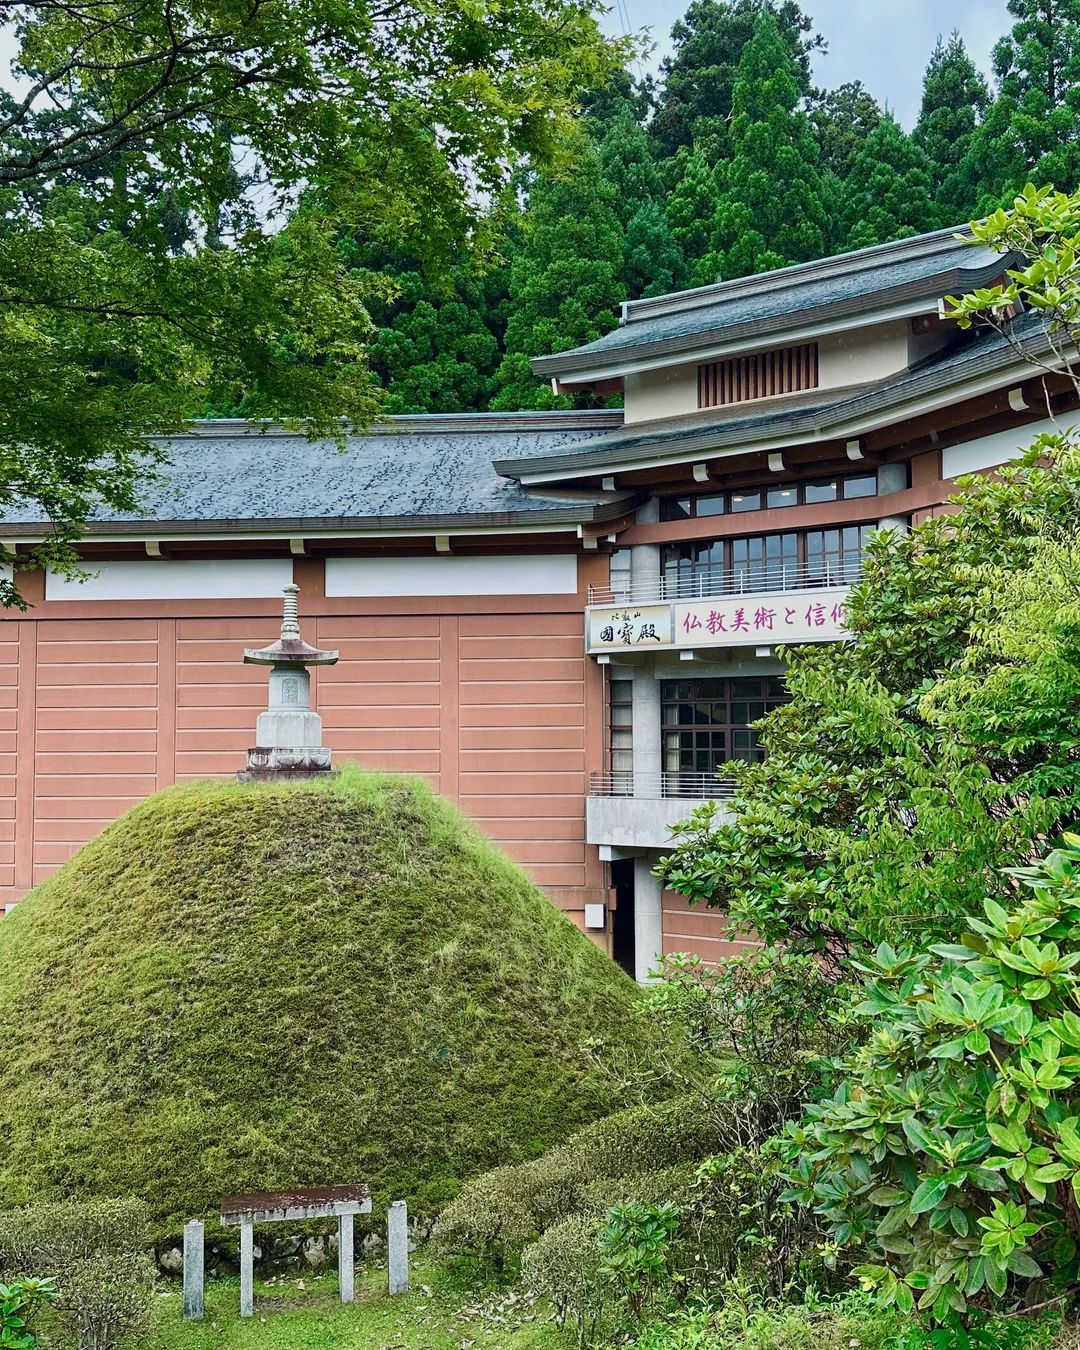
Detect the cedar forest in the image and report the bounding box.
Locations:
[306,0,1080,418]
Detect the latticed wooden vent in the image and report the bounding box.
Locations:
[698,343,819,408]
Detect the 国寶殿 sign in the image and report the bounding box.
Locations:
[586,588,850,652]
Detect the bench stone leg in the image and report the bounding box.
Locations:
[183,1220,204,1320]
[239,1219,254,1318]
[387,1200,408,1296]
[338,1213,354,1304]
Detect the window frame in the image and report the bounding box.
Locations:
[659,471,883,522]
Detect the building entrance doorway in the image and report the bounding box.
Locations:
[610,859,635,977]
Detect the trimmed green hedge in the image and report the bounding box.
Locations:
[0,767,648,1236]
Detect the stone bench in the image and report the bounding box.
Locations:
[183,1184,409,1320]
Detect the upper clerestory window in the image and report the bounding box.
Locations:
[698,343,819,409]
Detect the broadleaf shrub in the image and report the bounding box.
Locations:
[0,1278,56,1350]
[777,836,1080,1325]
[0,1200,154,1350]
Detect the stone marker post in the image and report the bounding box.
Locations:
[182,1220,204,1321]
[387,1200,409,1296]
[338,1212,355,1304]
[239,1218,254,1318]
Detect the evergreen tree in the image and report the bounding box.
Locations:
[914,32,989,222]
[971,0,1080,201]
[649,0,824,162]
[597,101,666,227]
[703,9,830,280]
[491,147,625,410]
[597,102,687,299]
[624,202,687,299]
[839,113,939,250]
[664,148,719,277]
[363,266,509,414]
[808,81,883,179]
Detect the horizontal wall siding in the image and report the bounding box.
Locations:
[0,590,607,924]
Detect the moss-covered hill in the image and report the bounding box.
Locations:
[0,768,646,1236]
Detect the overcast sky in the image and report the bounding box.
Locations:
[604,0,1015,129]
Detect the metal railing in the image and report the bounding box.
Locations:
[590,559,862,607]
[588,771,737,800]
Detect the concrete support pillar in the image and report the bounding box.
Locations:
[633,857,663,984]
[338,1213,354,1304]
[239,1219,254,1318]
[877,462,908,496]
[182,1220,204,1321]
[388,1200,409,1296]
[631,667,662,784]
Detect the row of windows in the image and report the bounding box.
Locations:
[662,525,873,591]
[609,676,790,776]
[660,472,882,522]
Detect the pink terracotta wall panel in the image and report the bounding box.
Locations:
[1,592,603,917]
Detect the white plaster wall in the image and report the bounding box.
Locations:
[326,554,578,597]
[817,319,910,389]
[46,558,294,601]
[623,365,699,425]
[943,416,1059,479]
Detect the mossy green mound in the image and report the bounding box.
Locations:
[0,767,645,1235]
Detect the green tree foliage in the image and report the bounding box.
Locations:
[972,0,1080,203]
[778,837,1080,1328]
[337,239,511,415]
[914,32,989,223]
[809,81,884,180]
[701,9,830,281]
[656,442,1080,962]
[649,0,824,162]
[492,145,626,410]
[598,103,687,299]
[945,183,1080,405]
[0,0,625,606]
[663,149,719,275]
[839,114,940,250]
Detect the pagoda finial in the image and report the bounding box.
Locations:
[281,583,300,640]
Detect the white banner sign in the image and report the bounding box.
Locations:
[674,587,849,647]
[589,604,673,650]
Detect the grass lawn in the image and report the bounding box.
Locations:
[138,1261,575,1350]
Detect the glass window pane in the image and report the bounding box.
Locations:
[679,732,693,749]
[679,750,694,770]
[711,703,728,724]
[611,706,632,726]
[660,681,678,700]
[747,701,765,722]
[613,749,634,770]
[805,480,838,503]
[611,729,633,748]
[731,702,748,725]
[731,679,763,698]
[678,705,694,725]
[696,750,712,771]
[843,473,877,499]
[765,676,787,698]
[730,490,761,513]
[611,679,632,701]
[695,679,726,698]
[711,732,726,749]
[660,498,692,521]
[767,484,798,508]
[696,495,725,517]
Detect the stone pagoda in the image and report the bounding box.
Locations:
[239,584,339,780]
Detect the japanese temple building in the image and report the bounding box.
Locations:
[0,224,1068,979]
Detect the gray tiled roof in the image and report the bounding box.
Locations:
[501,317,1047,482]
[0,411,634,535]
[532,228,1016,378]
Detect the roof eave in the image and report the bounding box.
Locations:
[531,254,1015,382]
